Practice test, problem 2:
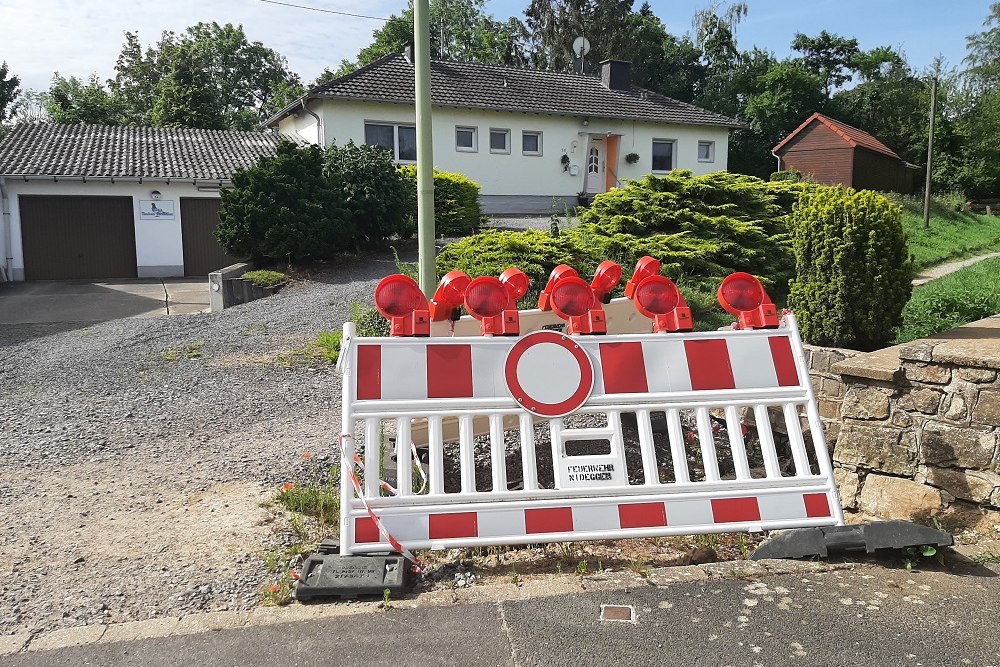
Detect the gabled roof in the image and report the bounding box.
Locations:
[0,123,302,181]
[773,112,900,160]
[266,53,741,129]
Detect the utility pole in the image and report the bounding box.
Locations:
[922,77,937,230]
[414,0,436,296]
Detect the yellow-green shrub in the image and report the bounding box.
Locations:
[787,186,912,350]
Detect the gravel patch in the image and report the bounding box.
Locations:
[0,248,409,638]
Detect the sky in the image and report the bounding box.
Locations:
[0,0,993,94]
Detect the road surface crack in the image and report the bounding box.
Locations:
[497,600,521,667]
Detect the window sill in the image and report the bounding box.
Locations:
[490,150,511,155]
[456,147,478,153]
[522,152,542,157]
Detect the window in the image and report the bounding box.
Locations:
[652,139,676,172]
[522,131,542,156]
[456,126,477,152]
[698,140,715,163]
[489,128,510,154]
[363,122,416,162]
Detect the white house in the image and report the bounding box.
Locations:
[0,124,297,281]
[267,53,741,215]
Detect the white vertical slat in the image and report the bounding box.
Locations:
[635,409,659,485]
[459,415,476,494]
[396,418,412,496]
[725,405,751,481]
[364,418,381,498]
[666,409,690,483]
[783,402,811,476]
[754,404,782,478]
[519,412,539,491]
[696,407,720,482]
[489,414,507,492]
[428,416,445,495]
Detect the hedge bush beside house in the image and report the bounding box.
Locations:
[787,186,912,351]
[399,166,482,236]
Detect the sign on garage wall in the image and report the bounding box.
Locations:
[139,199,175,220]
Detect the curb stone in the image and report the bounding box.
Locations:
[11,559,851,654]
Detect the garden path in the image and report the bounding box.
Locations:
[913,251,1000,286]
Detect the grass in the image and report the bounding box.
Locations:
[889,193,1000,270]
[897,258,1000,343]
[274,330,342,367]
[275,476,341,527]
[161,340,205,361]
[242,269,288,288]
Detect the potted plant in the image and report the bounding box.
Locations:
[239,269,290,301]
[625,152,640,164]
[576,190,591,207]
[560,154,570,171]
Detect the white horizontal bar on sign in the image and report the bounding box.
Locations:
[352,479,835,510]
[346,516,841,554]
[351,390,808,417]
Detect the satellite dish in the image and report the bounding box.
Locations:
[572,36,591,58]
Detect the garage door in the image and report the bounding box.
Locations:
[180,198,242,276]
[19,196,137,280]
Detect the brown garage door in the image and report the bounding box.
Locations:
[19,195,137,281]
[180,198,242,276]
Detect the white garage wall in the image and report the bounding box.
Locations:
[3,179,221,281]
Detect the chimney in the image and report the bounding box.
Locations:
[403,42,414,65]
[600,60,631,91]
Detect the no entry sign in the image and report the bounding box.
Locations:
[504,330,594,417]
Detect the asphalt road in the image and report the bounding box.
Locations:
[9,563,1000,667]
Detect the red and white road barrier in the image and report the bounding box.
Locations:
[337,310,844,555]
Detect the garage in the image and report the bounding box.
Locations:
[180,198,241,277]
[19,195,138,280]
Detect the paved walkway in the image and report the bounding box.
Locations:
[912,252,1000,286]
[5,559,999,666]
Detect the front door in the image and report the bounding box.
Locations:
[586,139,605,194]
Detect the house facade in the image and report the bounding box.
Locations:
[773,112,917,194]
[268,54,740,215]
[0,124,297,282]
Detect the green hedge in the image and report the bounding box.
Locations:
[399,166,482,236]
[787,186,912,350]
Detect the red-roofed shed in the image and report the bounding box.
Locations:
[773,113,917,194]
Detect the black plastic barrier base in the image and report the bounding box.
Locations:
[751,520,954,560]
[295,547,413,601]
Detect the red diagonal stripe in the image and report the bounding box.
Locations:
[684,339,736,390]
[428,512,478,539]
[618,502,667,528]
[356,345,382,400]
[768,336,800,387]
[524,507,573,534]
[711,497,761,523]
[426,344,474,398]
[600,342,649,394]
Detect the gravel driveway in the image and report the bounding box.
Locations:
[0,249,407,638]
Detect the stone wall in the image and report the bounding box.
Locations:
[828,316,1000,531]
[802,344,862,450]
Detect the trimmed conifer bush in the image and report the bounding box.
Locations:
[399,166,482,236]
[787,186,912,350]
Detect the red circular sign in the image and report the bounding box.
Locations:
[504,330,594,417]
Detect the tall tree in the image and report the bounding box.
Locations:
[524,0,635,72]
[791,30,860,98]
[111,23,301,129]
[150,46,226,129]
[0,61,21,127]
[745,61,824,145]
[627,3,704,102]
[46,74,124,125]
[965,1,1000,91]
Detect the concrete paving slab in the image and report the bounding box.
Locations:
[0,633,30,656]
[27,624,105,652]
[99,618,180,644]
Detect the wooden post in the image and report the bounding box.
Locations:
[922,77,937,230]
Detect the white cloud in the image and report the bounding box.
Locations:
[0,0,410,92]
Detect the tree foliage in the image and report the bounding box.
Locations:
[45,74,124,125]
[524,0,634,72]
[0,61,21,128]
[791,30,860,98]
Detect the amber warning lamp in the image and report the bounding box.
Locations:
[374,274,431,336]
[717,272,778,329]
[625,256,692,332]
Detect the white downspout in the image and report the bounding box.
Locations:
[0,176,11,282]
[301,99,324,146]
[771,150,781,172]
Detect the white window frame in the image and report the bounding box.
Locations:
[698,140,716,163]
[363,121,416,163]
[651,138,677,173]
[455,126,478,153]
[521,130,543,156]
[489,128,511,155]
